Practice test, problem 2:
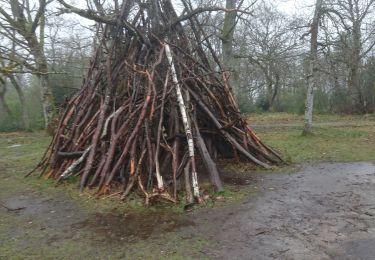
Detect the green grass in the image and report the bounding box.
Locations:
[245,112,375,163]
[0,132,50,195]
[258,125,375,163]
[248,112,375,125]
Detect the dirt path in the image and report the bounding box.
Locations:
[2,162,375,259]
[189,162,375,259]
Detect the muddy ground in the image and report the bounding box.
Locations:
[2,161,375,259]
[193,162,375,259]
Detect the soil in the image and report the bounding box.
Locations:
[2,162,375,259]
[191,162,375,259]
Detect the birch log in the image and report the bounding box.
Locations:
[165,43,200,198]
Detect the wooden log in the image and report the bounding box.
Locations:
[165,42,200,198]
[193,117,223,192]
[57,151,84,159]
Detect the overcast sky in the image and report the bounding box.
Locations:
[276,0,315,16]
[64,0,317,28]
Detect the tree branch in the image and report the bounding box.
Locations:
[172,6,253,27]
[30,0,47,34]
[57,0,146,43]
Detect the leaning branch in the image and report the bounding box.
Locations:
[59,145,92,180]
[165,43,200,199]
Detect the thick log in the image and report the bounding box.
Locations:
[193,117,223,192]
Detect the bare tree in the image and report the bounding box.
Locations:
[326,0,375,112]
[217,0,256,100]
[0,30,33,129]
[235,4,301,111]
[0,0,55,128]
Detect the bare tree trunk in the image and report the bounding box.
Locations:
[6,0,55,129]
[303,0,323,135]
[348,21,365,113]
[270,74,280,111]
[8,75,31,129]
[37,9,54,128]
[266,73,280,112]
[0,78,11,118]
[348,65,365,113]
[221,0,239,99]
[328,58,340,112]
[38,72,54,129]
[348,18,365,113]
[266,74,274,111]
[28,36,54,128]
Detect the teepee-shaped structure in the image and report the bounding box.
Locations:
[34,0,283,203]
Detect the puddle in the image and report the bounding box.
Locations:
[72,211,195,243]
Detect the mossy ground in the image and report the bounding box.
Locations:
[1,113,374,258]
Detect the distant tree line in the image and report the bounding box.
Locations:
[0,0,374,132]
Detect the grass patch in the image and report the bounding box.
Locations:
[248,112,375,125]
[259,125,375,163]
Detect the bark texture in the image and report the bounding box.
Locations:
[303,0,323,135]
[221,0,239,99]
[8,75,30,129]
[0,77,11,118]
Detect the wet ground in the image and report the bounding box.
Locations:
[2,162,375,259]
[190,162,375,259]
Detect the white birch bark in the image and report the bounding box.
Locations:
[165,43,200,197]
[303,0,323,135]
[60,145,92,179]
[101,106,126,139]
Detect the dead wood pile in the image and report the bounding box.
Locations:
[32,0,283,203]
